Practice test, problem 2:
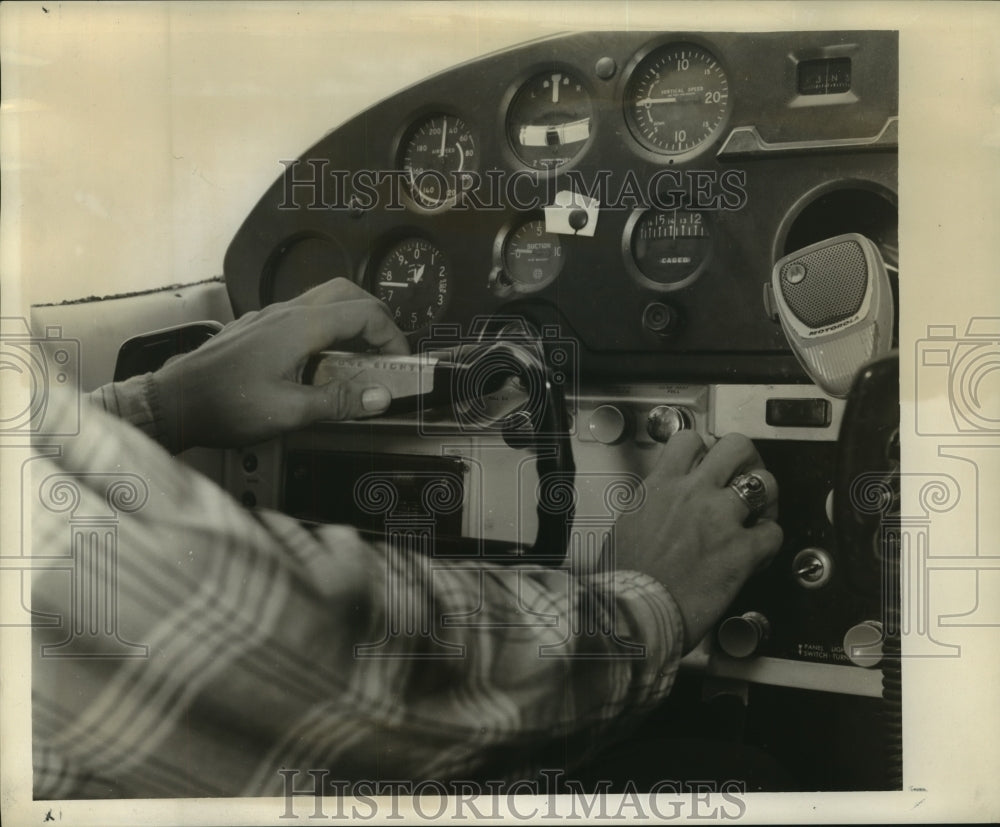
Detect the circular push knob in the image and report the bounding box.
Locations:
[588,404,628,445]
[595,56,617,80]
[646,405,691,442]
[718,611,771,658]
[568,209,590,231]
[843,620,884,668]
[642,301,677,335]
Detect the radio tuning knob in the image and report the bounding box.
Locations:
[588,404,628,445]
[843,620,884,668]
[718,611,771,658]
[646,405,691,442]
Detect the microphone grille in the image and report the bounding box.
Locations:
[779,238,868,328]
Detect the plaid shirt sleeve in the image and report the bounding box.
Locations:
[32,383,685,799]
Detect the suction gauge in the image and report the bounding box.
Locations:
[625,43,729,156]
[507,69,593,170]
[500,218,565,292]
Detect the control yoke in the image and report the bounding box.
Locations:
[304,336,576,563]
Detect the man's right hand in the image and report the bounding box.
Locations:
[610,431,783,652]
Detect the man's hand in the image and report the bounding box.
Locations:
[611,431,783,652]
[154,279,408,451]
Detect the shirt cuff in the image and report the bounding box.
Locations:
[89,373,176,453]
[582,567,687,685]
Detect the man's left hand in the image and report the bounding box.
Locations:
[154,278,409,451]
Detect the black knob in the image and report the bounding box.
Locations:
[718,612,770,658]
[568,209,589,231]
[642,302,678,336]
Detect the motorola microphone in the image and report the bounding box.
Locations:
[769,233,894,398]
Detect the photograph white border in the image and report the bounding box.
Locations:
[3,1,999,824]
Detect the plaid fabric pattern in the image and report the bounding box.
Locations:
[31,383,683,798]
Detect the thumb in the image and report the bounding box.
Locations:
[294,379,392,423]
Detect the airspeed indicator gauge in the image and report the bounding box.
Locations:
[400,114,477,209]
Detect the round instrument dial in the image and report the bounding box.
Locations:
[374,238,449,333]
[502,218,565,291]
[625,43,730,156]
[507,69,593,170]
[401,114,476,209]
[627,209,711,288]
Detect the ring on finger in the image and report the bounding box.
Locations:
[727,471,770,519]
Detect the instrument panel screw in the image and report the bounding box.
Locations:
[595,57,617,80]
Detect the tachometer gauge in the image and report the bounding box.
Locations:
[400,114,476,209]
[625,43,729,156]
[625,208,712,289]
[501,218,565,291]
[507,69,593,170]
[374,238,449,332]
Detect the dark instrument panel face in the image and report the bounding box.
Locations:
[223,30,900,690]
[225,30,897,382]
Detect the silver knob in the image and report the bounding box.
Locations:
[588,405,628,445]
[646,405,691,442]
[793,547,833,589]
[843,621,884,668]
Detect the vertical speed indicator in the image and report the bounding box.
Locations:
[625,43,730,156]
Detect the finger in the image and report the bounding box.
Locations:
[285,299,410,356]
[696,432,763,488]
[718,467,779,524]
[257,278,374,318]
[288,378,393,424]
[283,277,372,308]
[649,430,707,480]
